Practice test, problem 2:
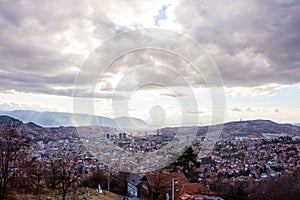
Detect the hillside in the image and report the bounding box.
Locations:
[220,120,300,138]
[15,189,123,200]
[0,115,21,125]
[0,110,147,129]
[160,120,300,139]
[1,116,300,144]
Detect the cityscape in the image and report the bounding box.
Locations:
[0,0,300,200]
[1,115,300,199]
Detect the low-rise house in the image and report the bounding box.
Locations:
[127,173,142,197]
[138,172,218,200]
[179,183,217,200]
[139,172,189,200]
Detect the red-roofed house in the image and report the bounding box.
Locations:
[138,172,219,200]
[179,183,217,200]
[139,172,189,200]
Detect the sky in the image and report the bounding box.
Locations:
[0,0,299,126]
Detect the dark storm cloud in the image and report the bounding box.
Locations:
[175,0,300,87]
[0,0,121,96]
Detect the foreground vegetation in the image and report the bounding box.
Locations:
[12,189,123,200]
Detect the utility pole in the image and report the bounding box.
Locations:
[172,178,174,200]
[297,168,300,188]
[108,167,111,192]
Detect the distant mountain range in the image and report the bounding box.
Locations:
[0,116,300,143]
[0,110,147,129]
[160,119,300,139]
[0,115,81,143]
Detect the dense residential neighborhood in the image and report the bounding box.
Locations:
[1,115,300,199]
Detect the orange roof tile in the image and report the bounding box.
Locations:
[179,183,217,197]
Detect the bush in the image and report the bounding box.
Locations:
[80,169,109,189]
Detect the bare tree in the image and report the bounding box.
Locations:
[46,149,82,200]
[0,124,30,199]
[47,158,60,190]
[26,158,47,196]
[248,172,300,200]
[141,173,167,200]
[58,156,81,200]
[151,173,165,200]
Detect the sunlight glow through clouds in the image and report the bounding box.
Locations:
[0,0,299,124]
[224,84,289,97]
[0,92,72,113]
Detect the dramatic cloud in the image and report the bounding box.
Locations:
[175,0,300,87]
[0,0,94,96]
[0,0,299,124]
[1,0,299,97]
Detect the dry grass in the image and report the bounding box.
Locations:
[13,189,123,200]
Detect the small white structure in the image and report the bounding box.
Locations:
[96,184,103,194]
